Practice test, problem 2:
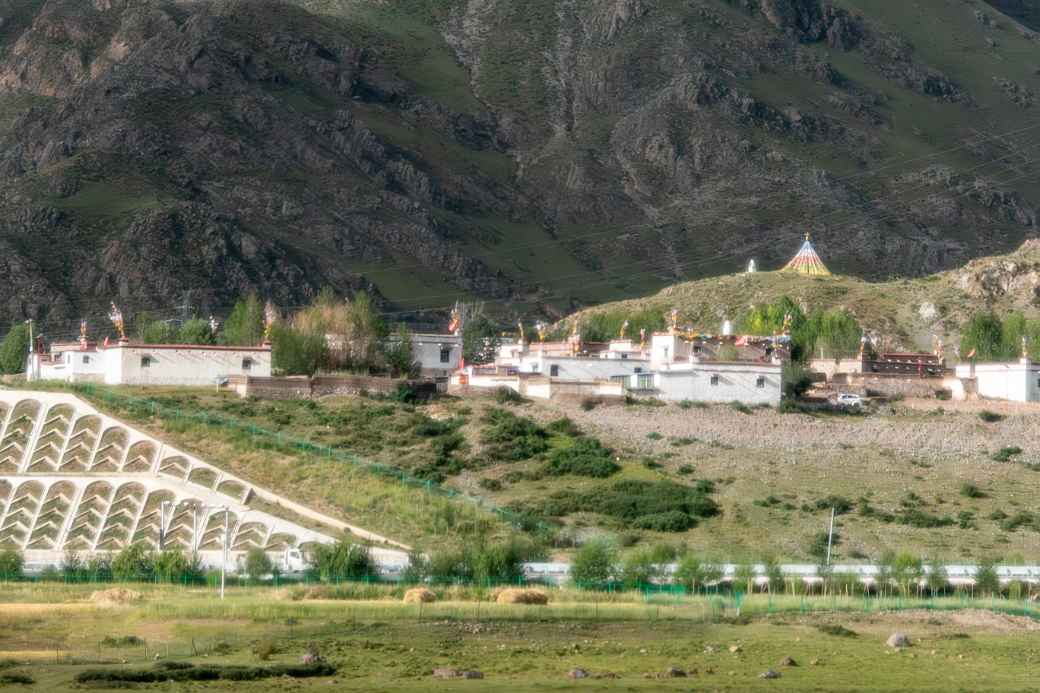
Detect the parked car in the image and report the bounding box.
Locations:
[836,393,863,408]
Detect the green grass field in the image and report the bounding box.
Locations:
[2,583,1040,691]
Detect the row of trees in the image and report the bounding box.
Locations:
[569,541,1005,597]
[959,311,1040,361]
[738,296,862,361]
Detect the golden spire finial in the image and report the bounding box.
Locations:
[805,230,811,242]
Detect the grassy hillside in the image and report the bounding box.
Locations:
[562,239,1040,352]
[38,383,1040,565]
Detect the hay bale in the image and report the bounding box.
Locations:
[90,588,142,606]
[495,588,549,605]
[403,588,437,604]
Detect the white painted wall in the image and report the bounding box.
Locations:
[517,354,650,384]
[106,345,271,386]
[655,363,783,405]
[955,361,1040,402]
[410,334,461,376]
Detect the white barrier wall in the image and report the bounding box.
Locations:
[955,361,1040,402]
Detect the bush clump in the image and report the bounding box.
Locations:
[544,437,620,478]
[75,663,337,683]
[537,479,719,530]
[978,410,1005,423]
[494,387,528,405]
[480,408,549,461]
[100,635,145,648]
[992,446,1023,462]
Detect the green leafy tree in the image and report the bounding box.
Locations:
[112,545,154,581]
[762,555,785,593]
[153,549,195,583]
[620,548,660,589]
[223,294,266,346]
[675,554,722,593]
[312,539,374,581]
[802,309,863,359]
[462,314,501,365]
[925,559,948,595]
[177,318,216,345]
[61,550,84,580]
[0,323,30,374]
[0,549,23,579]
[974,559,1000,597]
[135,312,177,344]
[384,324,417,377]
[271,323,327,376]
[244,547,274,581]
[960,312,1008,361]
[733,562,757,594]
[570,538,617,587]
[891,552,924,596]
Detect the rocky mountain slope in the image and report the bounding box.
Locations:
[1,0,1040,340]
[564,238,1040,351]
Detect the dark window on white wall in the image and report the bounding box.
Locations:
[440,348,451,363]
[82,356,91,364]
[756,376,766,388]
[242,358,254,371]
[140,356,154,368]
[710,374,719,386]
[550,365,560,377]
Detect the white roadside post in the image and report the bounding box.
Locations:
[221,506,229,600]
[826,506,836,565]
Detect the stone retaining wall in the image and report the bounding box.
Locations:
[227,375,436,400]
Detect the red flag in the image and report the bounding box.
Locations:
[103,336,110,348]
[735,335,748,347]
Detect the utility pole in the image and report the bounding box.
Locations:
[24,320,34,380]
[826,506,836,566]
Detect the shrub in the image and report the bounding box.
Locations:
[537,479,718,529]
[676,464,695,475]
[570,539,617,586]
[0,549,23,579]
[480,408,549,461]
[100,635,145,648]
[494,387,528,405]
[0,323,29,374]
[814,496,853,515]
[580,398,598,411]
[960,482,985,499]
[544,437,619,478]
[992,446,1023,462]
[253,640,278,661]
[478,477,503,492]
[817,624,858,638]
[729,401,752,415]
[646,431,663,440]
[978,410,1005,423]
[782,363,813,400]
[0,673,33,685]
[631,510,694,532]
[546,417,583,437]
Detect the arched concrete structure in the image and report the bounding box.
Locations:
[0,391,408,571]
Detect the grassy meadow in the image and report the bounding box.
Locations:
[1,583,1040,691]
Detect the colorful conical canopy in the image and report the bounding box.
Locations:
[783,232,831,276]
